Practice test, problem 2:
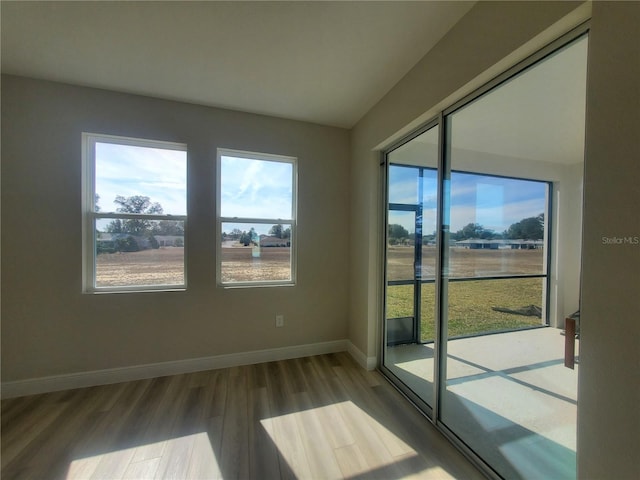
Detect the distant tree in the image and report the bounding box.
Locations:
[106,195,163,235]
[114,195,163,215]
[106,218,124,233]
[148,234,159,249]
[269,224,284,238]
[239,231,250,246]
[452,223,497,240]
[506,213,544,240]
[388,224,410,241]
[423,232,436,243]
[229,228,243,240]
[239,228,257,246]
[114,235,139,252]
[479,228,498,240]
[96,241,116,254]
[174,237,184,247]
[152,219,184,236]
[462,223,483,239]
[282,227,291,240]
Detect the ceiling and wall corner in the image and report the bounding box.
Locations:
[0,1,475,128]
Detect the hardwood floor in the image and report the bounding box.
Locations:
[1,353,483,479]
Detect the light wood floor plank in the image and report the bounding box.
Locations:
[303,356,356,448]
[247,364,281,480]
[123,456,161,480]
[1,399,68,469]
[219,368,250,479]
[1,353,483,480]
[334,443,370,478]
[185,430,222,480]
[153,432,195,480]
[129,375,189,464]
[263,362,313,480]
[1,394,44,430]
[292,391,345,480]
[15,386,119,479]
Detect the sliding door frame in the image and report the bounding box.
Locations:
[379,21,590,480]
[380,118,440,417]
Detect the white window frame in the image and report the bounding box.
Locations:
[82,133,188,293]
[216,148,297,287]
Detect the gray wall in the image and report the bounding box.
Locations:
[1,76,350,381]
[579,2,640,478]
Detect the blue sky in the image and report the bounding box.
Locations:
[96,142,187,215]
[220,155,293,218]
[95,146,293,237]
[96,144,544,239]
[389,166,547,234]
[220,155,293,235]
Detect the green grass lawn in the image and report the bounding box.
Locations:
[386,277,544,341]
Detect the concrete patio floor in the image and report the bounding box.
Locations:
[385,327,579,479]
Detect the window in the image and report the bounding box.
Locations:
[217,149,297,286]
[82,133,187,292]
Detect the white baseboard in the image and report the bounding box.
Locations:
[347,341,377,371]
[1,339,350,399]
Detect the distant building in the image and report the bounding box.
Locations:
[154,235,183,247]
[455,239,544,250]
[96,233,184,249]
[259,235,289,247]
[97,232,150,250]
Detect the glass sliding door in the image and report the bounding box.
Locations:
[383,124,439,411]
[380,30,587,480]
[439,35,587,479]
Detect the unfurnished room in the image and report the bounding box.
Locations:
[1,1,638,479]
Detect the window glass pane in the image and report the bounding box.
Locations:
[95,142,186,215]
[386,284,414,319]
[449,172,547,277]
[421,170,438,227]
[95,219,185,287]
[220,156,293,219]
[384,125,439,411]
[446,277,544,338]
[420,282,437,343]
[388,166,418,204]
[440,35,587,480]
[388,127,439,167]
[386,210,415,282]
[220,222,292,283]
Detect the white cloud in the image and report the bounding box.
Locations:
[220,156,293,219]
[95,142,186,215]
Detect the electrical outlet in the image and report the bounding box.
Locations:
[275,314,284,328]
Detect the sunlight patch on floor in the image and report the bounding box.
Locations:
[66,432,219,480]
[261,400,449,479]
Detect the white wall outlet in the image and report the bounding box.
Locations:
[275,314,284,328]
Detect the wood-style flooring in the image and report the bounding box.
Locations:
[1,352,483,479]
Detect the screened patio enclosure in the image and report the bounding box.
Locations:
[381,31,587,480]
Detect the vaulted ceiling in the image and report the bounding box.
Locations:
[1,1,475,128]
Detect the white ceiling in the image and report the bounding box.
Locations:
[1,1,475,128]
[391,35,588,166]
[450,35,588,165]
